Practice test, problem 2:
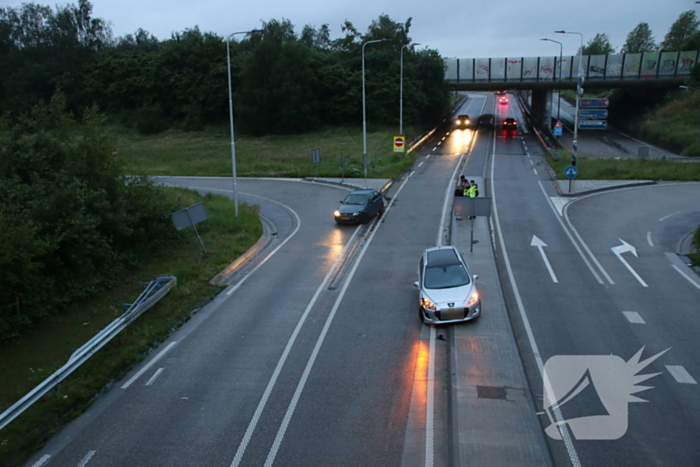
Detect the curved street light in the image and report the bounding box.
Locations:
[541,38,563,124]
[362,38,390,186]
[400,42,420,135]
[226,30,258,216]
[555,30,584,166]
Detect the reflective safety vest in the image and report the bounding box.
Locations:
[465,185,477,198]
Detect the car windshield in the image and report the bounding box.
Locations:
[343,194,368,205]
[424,264,470,289]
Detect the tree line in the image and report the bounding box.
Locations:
[0,1,451,135]
[580,10,700,55]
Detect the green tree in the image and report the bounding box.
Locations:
[661,10,699,51]
[582,33,615,55]
[0,93,178,340]
[621,22,657,53]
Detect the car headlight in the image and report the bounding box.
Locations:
[420,297,436,311]
[334,211,341,217]
[465,292,479,307]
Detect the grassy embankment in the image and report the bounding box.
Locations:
[549,90,700,180]
[0,125,416,466]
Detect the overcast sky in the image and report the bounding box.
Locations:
[3,0,698,58]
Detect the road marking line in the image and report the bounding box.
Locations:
[647,231,654,247]
[418,161,424,167]
[622,311,645,324]
[77,450,96,467]
[666,365,698,384]
[612,239,648,287]
[261,174,414,467]
[533,168,538,175]
[121,342,177,389]
[230,224,364,467]
[531,236,558,283]
[659,211,681,222]
[537,181,605,285]
[671,264,700,290]
[425,327,436,467]
[30,455,50,467]
[145,368,164,386]
[224,194,302,296]
[496,145,581,466]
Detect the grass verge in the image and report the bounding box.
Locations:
[0,188,261,466]
[115,125,421,179]
[546,149,700,181]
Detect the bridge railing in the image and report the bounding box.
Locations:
[445,51,699,83]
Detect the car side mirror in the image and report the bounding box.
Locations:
[473,274,479,281]
[413,281,419,288]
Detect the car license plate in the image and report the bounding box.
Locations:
[340,216,350,220]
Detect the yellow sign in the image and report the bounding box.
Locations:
[393,136,405,153]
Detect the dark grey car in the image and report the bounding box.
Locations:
[334,189,384,224]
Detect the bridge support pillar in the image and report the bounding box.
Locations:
[530,89,553,131]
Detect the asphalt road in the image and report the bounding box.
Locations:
[490,91,700,466]
[24,91,699,467]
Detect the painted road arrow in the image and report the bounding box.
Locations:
[611,239,648,287]
[531,235,558,283]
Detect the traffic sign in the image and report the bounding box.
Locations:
[553,120,563,136]
[311,148,321,164]
[564,166,578,179]
[579,120,608,130]
[579,109,608,119]
[393,136,405,153]
[579,98,609,108]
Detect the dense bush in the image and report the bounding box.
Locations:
[0,95,179,341]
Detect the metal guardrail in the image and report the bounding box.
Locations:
[0,275,177,431]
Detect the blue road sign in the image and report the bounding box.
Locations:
[565,166,578,179]
[579,109,608,119]
[579,98,609,108]
[553,126,563,136]
[579,120,608,130]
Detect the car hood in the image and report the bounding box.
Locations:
[337,203,366,214]
[421,283,475,306]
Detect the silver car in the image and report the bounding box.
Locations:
[414,246,481,324]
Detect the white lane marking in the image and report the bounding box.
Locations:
[665,365,698,384]
[549,196,569,217]
[426,154,431,159]
[121,342,177,389]
[409,170,416,178]
[622,311,646,324]
[262,174,415,467]
[230,224,364,467]
[659,211,681,222]
[529,159,534,165]
[77,450,96,467]
[145,368,164,386]
[611,239,648,287]
[495,140,581,466]
[530,236,558,283]
[533,168,538,175]
[537,181,606,285]
[671,264,700,290]
[425,326,436,467]
[418,161,424,167]
[647,231,654,247]
[30,454,50,467]
[224,193,302,296]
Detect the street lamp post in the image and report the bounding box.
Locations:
[400,42,420,135]
[362,38,389,186]
[227,30,257,216]
[541,38,563,123]
[555,30,584,166]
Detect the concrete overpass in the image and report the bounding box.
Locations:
[444,50,698,128]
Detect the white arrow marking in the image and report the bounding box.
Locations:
[611,239,648,287]
[531,235,558,283]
